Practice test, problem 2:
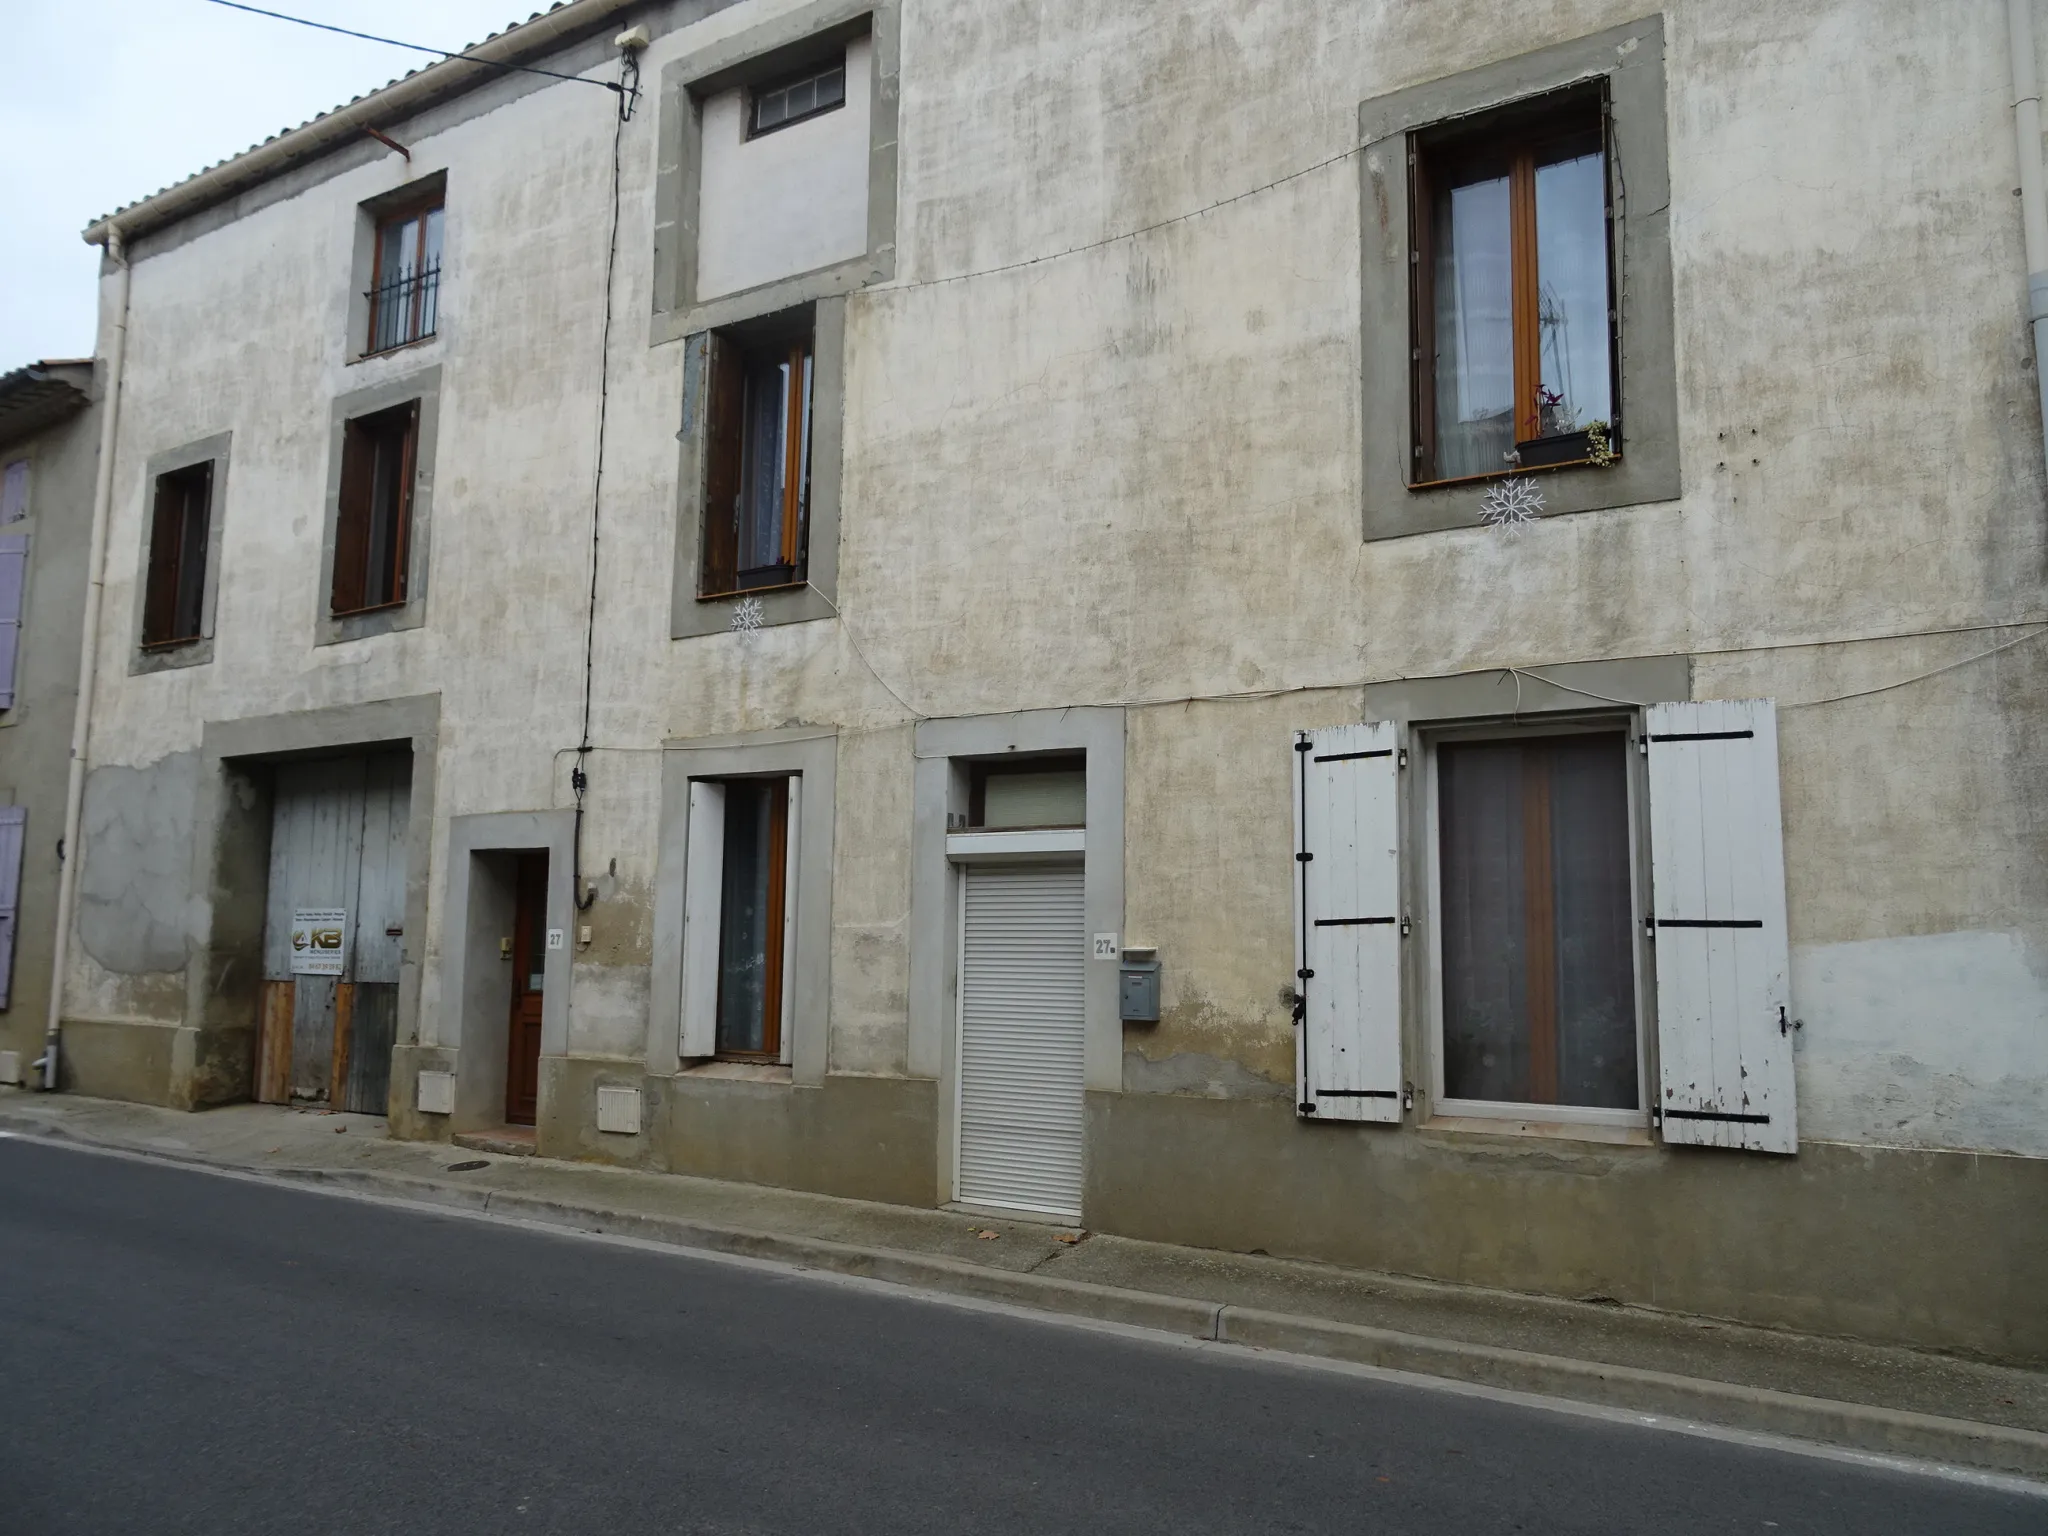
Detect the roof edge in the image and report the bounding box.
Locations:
[82,0,643,248]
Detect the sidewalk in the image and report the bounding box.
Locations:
[4,1087,2044,1480]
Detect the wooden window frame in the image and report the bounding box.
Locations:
[366,196,444,357]
[330,402,419,618]
[1420,715,1652,1129]
[699,319,814,600]
[1408,83,1617,488]
[140,461,213,649]
[714,777,793,1062]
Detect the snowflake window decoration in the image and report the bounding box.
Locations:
[729,596,766,633]
[1478,476,1544,530]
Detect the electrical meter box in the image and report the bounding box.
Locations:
[1119,958,1161,1023]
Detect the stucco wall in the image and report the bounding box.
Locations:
[67,0,2048,1186]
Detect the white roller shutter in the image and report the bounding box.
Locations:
[679,780,726,1058]
[1645,700,1797,1154]
[956,862,1086,1221]
[1292,722,1403,1123]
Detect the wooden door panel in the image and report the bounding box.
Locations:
[256,979,294,1105]
[345,983,399,1115]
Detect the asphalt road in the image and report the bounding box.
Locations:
[0,1136,2039,1536]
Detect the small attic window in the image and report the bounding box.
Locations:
[749,58,846,138]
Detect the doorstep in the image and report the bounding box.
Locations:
[453,1126,537,1158]
[1,1087,2043,1482]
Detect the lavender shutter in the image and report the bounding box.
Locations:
[1,460,28,523]
[0,806,25,1009]
[0,532,28,710]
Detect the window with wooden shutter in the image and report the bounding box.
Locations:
[331,402,418,615]
[0,805,24,1009]
[0,532,27,711]
[142,461,213,647]
[0,459,28,524]
[699,309,814,599]
[1292,722,1404,1122]
[1644,700,1797,1154]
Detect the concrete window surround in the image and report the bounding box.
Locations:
[650,0,899,345]
[423,809,576,1131]
[346,170,449,367]
[128,432,231,676]
[1357,15,1678,541]
[189,695,439,1102]
[647,726,838,1084]
[911,708,1125,1205]
[671,298,846,637]
[314,366,441,647]
[1363,655,1689,1140]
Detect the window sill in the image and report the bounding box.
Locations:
[351,333,439,366]
[1422,1113,1652,1148]
[696,579,808,603]
[678,1059,792,1084]
[330,599,408,620]
[139,635,203,653]
[1408,457,1618,491]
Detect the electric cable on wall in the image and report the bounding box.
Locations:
[570,44,640,914]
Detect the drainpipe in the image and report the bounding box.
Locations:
[37,225,131,1090]
[2010,0,2048,456]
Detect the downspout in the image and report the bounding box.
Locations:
[2009,0,2048,454]
[37,226,131,1089]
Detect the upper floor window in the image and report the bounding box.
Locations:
[1410,85,1614,484]
[367,199,443,355]
[331,402,418,615]
[699,310,814,598]
[749,57,846,137]
[141,461,213,648]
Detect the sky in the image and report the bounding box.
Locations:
[0,0,528,366]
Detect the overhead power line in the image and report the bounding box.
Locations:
[200,0,626,95]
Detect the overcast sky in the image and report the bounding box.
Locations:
[1,0,526,366]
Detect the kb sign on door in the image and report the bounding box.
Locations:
[290,909,348,976]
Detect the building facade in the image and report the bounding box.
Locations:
[0,361,97,1090]
[55,0,2048,1362]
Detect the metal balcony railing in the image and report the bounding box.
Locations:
[365,261,440,355]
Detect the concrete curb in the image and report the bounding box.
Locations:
[8,1116,2045,1482]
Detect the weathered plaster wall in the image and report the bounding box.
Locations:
[69,0,2048,1203]
[696,34,873,299]
[0,391,96,1070]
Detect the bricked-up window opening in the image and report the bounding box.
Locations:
[968,756,1087,830]
[1438,731,1639,1110]
[331,402,418,615]
[749,57,846,138]
[1410,84,1616,484]
[141,461,212,647]
[367,200,443,355]
[700,314,814,598]
[715,778,791,1058]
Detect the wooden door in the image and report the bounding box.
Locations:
[504,853,548,1126]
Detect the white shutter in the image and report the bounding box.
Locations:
[679,780,726,1058]
[1645,700,1796,1154]
[1292,722,1403,1123]
[777,776,800,1067]
[956,862,1086,1221]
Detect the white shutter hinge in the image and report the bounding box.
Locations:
[1402,1081,1415,1112]
[1398,747,1409,768]
[1636,735,1647,755]
[1643,914,1655,941]
[1400,913,1412,937]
